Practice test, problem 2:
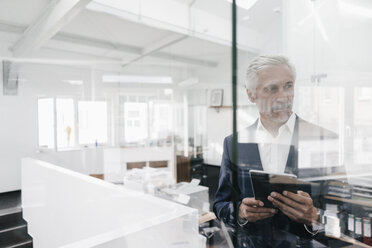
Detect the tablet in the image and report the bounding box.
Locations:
[249,170,311,208]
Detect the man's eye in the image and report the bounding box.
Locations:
[265,86,278,92]
[285,83,293,89]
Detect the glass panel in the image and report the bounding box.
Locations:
[354,87,372,166]
[123,102,148,145]
[56,98,76,149]
[148,99,173,146]
[296,86,344,169]
[37,98,55,149]
[78,101,108,145]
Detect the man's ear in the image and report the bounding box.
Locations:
[246,89,256,103]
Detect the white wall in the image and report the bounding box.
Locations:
[0,63,100,193]
[0,68,38,192]
[0,61,194,193]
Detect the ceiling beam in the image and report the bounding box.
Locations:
[0,22,217,68]
[54,32,141,54]
[0,56,121,66]
[154,52,218,67]
[12,0,93,57]
[122,33,188,66]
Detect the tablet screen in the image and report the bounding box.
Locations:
[249,170,310,208]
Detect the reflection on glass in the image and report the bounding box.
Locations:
[354,87,372,165]
[297,86,344,169]
[56,98,75,149]
[38,98,55,149]
[78,101,108,145]
[124,102,148,144]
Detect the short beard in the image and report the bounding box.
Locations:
[269,110,292,124]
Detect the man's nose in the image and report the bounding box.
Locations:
[276,88,290,101]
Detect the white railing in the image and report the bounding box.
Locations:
[21,158,198,248]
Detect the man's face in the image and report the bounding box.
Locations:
[247,65,295,124]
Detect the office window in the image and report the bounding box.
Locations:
[356,87,372,101]
[124,102,148,143]
[149,101,172,140]
[56,98,76,148]
[78,101,108,145]
[37,98,55,149]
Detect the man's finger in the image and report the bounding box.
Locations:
[256,212,275,218]
[245,206,277,214]
[242,198,263,207]
[270,192,304,211]
[297,190,310,198]
[282,191,312,205]
[249,212,275,222]
[268,196,303,217]
[280,208,298,221]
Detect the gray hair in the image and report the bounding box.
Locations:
[245,55,296,93]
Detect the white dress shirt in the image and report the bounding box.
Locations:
[256,113,296,174]
[241,114,320,235]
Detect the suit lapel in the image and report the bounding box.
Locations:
[239,120,264,171]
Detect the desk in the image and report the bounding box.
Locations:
[324,195,372,208]
[326,234,370,248]
[104,147,174,183]
[199,212,216,225]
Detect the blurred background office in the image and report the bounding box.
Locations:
[1,0,372,247]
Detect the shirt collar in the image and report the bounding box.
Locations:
[257,112,296,137]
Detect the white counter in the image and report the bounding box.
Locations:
[22,158,199,248]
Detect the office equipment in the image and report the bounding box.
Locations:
[363,214,372,245]
[158,179,209,215]
[324,204,341,238]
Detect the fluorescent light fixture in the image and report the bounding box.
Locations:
[340,1,372,18]
[225,0,258,10]
[62,80,83,85]
[102,75,173,84]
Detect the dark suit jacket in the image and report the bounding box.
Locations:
[213,115,338,247]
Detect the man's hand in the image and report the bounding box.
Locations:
[239,197,277,223]
[268,190,318,226]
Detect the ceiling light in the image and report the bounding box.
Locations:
[102,75,173,84]
[225,0,258,10]
[62,80,83,85]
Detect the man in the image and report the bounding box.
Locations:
[213,55,337,247]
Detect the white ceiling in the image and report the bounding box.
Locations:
[0,0,280,71]
[59,9,175,48]
[0,0,50,26]
[191,0,282,31]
